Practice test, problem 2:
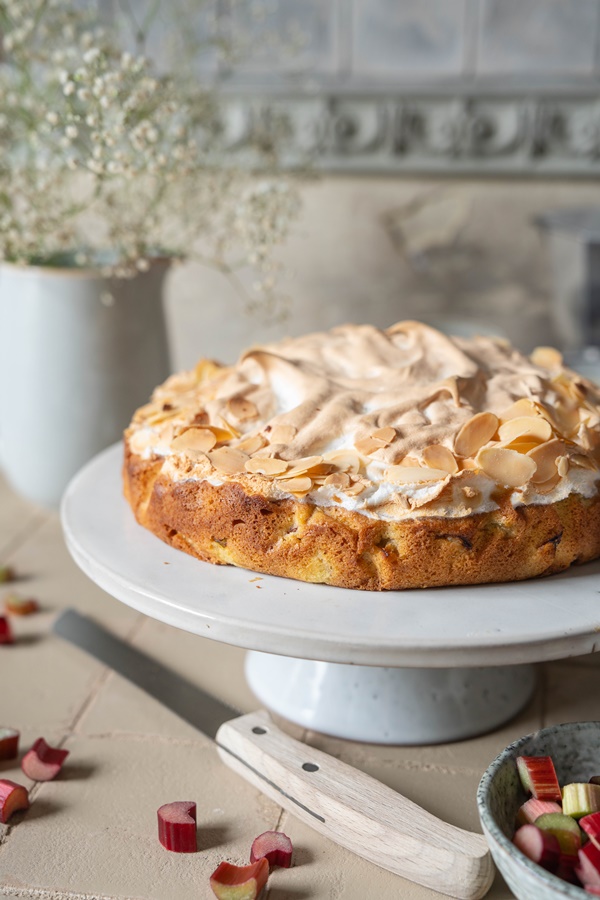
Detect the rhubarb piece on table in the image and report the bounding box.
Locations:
[577,842,600,888]
[0,779,29,823]
[581,812,600,850]
[157,801,197,852]
[585,887,600,895]
[250,830,293,869]
[563,784,600,819]
[536,812,582,858]
[516,756,562,802]
[516,797,562,826]
[21,737,69,782]
[210,859,269,900]
[512,824,560,873]
[0,566,14,584]
[4,593,39,616]
[0,616,13,645]
[0,727,19,761]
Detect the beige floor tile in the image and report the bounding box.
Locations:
[543,660,600,725]
[0,477,43,560]
[0,734,282,900]
[131,618,261,715]
[4,515,140,635]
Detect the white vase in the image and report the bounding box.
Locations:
[0,259,171,508]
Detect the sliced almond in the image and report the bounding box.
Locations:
[208,447,249,475]
[146,407,183,426]
[355,436,386,456]
[499,440,540,455]
[322,450,361,475]
[276,476,313,494]
[171,428,217,453]
[370,426,396,445]
[385,465,449,485]
[476,447,537,487]
[400,456,422,467]
[227,396,258,421]
[498,416,553,444]
[527,438,565,484]
[284,456,324,477]
[324,472,351,488]
[498,398,540,423]
[269,424,297,445]
[194,358,224,383]
[531,346,563,369]
[237,433,267,455]
[421,445,459,474]
[556,456,570,477]
[459,458,478,470]
[533,473,562,494]
[454,412,499,458]
[345,480,367,496]
[245,457,288,476]
[570,453,598,470]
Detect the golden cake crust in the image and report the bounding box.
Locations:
[124,443,600,591]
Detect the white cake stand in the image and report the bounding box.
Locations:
[61,444,600,745]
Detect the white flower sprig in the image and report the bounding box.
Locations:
[0,0,300,312]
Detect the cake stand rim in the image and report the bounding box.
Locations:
[60,442,600,668]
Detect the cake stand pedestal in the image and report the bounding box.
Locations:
[62,444,600,745]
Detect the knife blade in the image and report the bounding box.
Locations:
[53,608,493,900]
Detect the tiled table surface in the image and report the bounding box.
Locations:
[1,470,599,900]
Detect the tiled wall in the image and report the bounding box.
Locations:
[218,0,600,86]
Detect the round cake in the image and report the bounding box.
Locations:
[123,321,600,590]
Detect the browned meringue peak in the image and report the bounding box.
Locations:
[143,322,600,493]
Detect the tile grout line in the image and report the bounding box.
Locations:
[0,511,49,560]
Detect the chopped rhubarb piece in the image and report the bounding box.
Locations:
[0,566,14,584]
[513,824,560,873]
[585,887,600,895]
[516,798,562,826]
[0,728,19,761]
[0,779,29,823]
[582,813,600,850]
[250,830,293,869]
[210,859,269,900]
[4,594,38,616]
[558,854,581,885]
[516,756,562,802]
[21,737,69,782]
[0,616,13,645]
[157,801,197,852]
[577,842,600,888]
[563,784,600,819]
[536,812,582,858]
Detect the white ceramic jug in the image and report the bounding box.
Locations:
[0,259,171,508]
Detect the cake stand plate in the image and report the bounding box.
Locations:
[61,444,600,744]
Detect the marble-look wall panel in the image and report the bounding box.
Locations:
[352,0,467,78]
[477,0,600,76]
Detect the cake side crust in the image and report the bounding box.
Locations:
[123,445,600,591]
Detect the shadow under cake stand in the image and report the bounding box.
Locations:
[61,444,600,746]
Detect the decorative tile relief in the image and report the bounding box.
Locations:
[227,0,339,75]
[352,0,467,77]
[477,0,600,75]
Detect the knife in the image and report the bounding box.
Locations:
[53,608,493,900]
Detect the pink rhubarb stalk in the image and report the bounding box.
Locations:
[21,737,69,782]
[250,830,293,869]
[210,859,269,899]
[0,779,29,823]
[0,616,13,645]
[517,756,562,802]
[513,824,560,873]
[157,801,197,852]
[0,727,19,761]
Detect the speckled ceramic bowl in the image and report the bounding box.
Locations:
[477,722,600,899]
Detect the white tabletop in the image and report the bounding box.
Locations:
[61,443,600,668]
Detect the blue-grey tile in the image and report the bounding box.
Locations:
[228,0,338,74]
[352,0,467,78]
[478,0,600,75]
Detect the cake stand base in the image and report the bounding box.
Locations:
[245,653,537,744]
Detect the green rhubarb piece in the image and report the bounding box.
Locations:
[562,783,600,819]
[535,812,582,856]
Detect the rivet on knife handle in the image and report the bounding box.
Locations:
[216,711,494,900]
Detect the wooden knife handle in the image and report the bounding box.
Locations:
[216,711,493,900]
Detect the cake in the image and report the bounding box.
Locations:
[123,321,600,590]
